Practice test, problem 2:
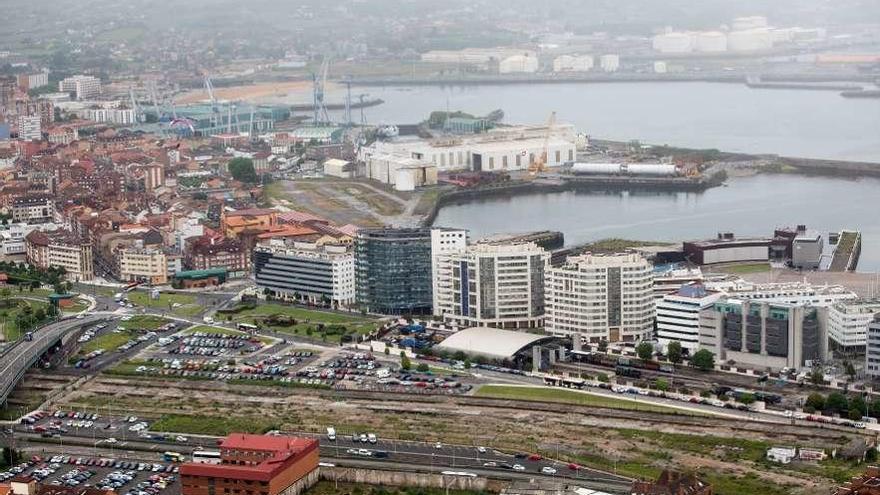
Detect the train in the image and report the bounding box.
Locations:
[573,351,676,374]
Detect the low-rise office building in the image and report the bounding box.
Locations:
[180,433,319,495]
[656,284,723,354]
[828,300,880,353]
[865,317,880,380]
[253,242,355,308]
[545,253,655,342]
[699,299,827,371]
[11,195,55,224]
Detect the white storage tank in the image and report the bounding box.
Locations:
[624,163,678,176]
[695,31,728,52]
[652,32,694,53]
[571,162,622,175]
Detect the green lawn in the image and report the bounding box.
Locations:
[123,315,172,331]
[79,328,138,354]
[128,291,202,317]
[226,303,379,343]
[183,325,274,344]
[717,263,771,274]
[474,385,691,415]
[62,298,91,314]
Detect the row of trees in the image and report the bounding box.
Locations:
[804,391,877,420]
[0,260,68,286]
[634,340,715,371]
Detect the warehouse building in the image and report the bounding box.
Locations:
[180,433,319,495]
[792,229,823,270]
[364,152,438,191]
[360,124,576,173]
[436,326,556,362]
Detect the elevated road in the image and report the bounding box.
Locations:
[0,315,105,405]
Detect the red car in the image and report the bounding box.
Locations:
[568,463,582,471]
[528,454,543,461]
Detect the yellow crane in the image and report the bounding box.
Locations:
[528,111,557,175]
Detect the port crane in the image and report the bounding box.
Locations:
[312,57,331,126]
[528,111,557,176]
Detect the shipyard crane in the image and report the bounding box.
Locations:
[205,75,222,128]
[312,57,331,126]
[528,111,557,175]
[128,87,143,123]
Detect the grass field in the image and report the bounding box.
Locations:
[717,263,771,274]
[151,414,278,436]
[307,481,485,495]
[183,325,274,344]
[474,385,691,415]
[227,303,379,343]
[0,298,50,342]
[128,291,202,317]
[123,315,172,331]
[79,328,138,354]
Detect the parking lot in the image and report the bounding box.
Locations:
[0,454,180,495]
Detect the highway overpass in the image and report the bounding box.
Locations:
[0,315,105,405]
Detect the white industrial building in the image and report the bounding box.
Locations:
[58,75,101,100]
[703,280,857,307]
[599,54,620,72]
[828,300,880,353]
[432,238,550,329]
[695,31,728,52]
[81,107,136,125]
[421,48,535,67]
[728,29,774,52]
[656,284,723,353]
[545,253,655,342]
[652,32,694,53]
[499,54,539,74]
[571,162,678,176]
[322,158,355,179]
[362,152,438,191]
[552,55,594,72]
[360,123,577,173]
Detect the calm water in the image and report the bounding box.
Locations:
[328,82,880,162]
[432,174,880,272]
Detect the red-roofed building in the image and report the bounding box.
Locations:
[180,433,319,495]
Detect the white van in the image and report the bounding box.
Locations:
[203,316,215,324]
[326,427,336,441]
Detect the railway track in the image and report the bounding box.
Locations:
[75,376,867,442]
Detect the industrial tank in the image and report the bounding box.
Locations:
[652,32,694,53]
[571,163,622,175]
[624,163,678,176]
[728,29,773,51]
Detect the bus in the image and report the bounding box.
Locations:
[237,323,258,332]
[163,452,185,462]
[192,450,222,464]
[124,282,140,292]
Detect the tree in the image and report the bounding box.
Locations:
[655,378,669,392]
[825,392,849,415]
[810,367,825,386]
[738,393,755,405]
[228,157,258,183]
[463,359,471,369]
[597,340,608,353]
[0,288,10,307]
[845,361,857,381]
[416,363,429,372]
[691,349,715,372]
[636,342,654,361]
[400,354,411,371]
[34,308,45,321]
[665,342,682,364]
[383,346,390,355]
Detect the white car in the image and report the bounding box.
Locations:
[512,464,525,471]
[434,442,442,449]
[102,438,117,444]
[175,436,188,442]
[541,467,557,475]
[477,446,487,453]
[357,449,372,457]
